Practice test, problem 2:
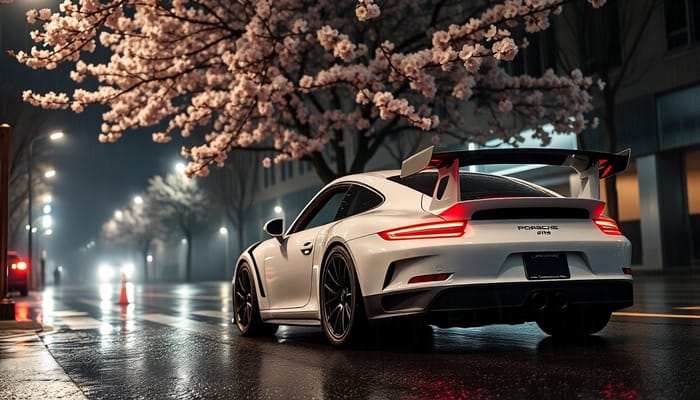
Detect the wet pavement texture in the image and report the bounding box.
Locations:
[1,269,699,399]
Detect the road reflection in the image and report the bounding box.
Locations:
[228,323,643,399]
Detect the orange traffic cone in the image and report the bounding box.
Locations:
[118,272,129,305]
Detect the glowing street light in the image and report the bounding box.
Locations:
[219,226,230,278]
[133,195,143,205]
[43,169,57,179]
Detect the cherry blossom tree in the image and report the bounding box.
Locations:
[13,0,607,182]
[101,194,162,282]
[146,172,207,282]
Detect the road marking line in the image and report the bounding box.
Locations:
[61,317,104,330]
[612,312,700,320]
[675,306,700,310]
[191,310,230,319]
[141,313,223,332]
[142,293,225,301]
[51,310,89,317]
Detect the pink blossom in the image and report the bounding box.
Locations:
[492,38,518,61]
[11,0,604,179]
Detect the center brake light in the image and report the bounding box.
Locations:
[594,217,623,236]
[379,220,467,240]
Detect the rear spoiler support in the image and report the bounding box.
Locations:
[401,146,631,210]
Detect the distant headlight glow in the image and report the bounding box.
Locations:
[98,263,115,282]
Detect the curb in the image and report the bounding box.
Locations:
[0,320,43,338]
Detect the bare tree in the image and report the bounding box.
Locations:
[146,173,207,282]
[101,194,164,282]
[203,151,260,258]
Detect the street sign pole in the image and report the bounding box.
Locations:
[0,123,16,320]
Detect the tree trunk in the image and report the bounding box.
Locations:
[141,240,150,283]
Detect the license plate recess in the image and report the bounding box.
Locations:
[523,253,570,280]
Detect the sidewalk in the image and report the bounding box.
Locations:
[0,320,87,399]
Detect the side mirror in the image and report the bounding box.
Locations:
[263,218,285,238]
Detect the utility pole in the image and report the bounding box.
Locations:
[1,123,16,320]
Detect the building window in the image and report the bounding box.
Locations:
[507,29,555,77]
[664,0,700,50]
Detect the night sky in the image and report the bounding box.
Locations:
[1,1,188,270]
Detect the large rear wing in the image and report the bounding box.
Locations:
[401,146,631,210]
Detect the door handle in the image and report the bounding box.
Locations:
[300,242,313,256]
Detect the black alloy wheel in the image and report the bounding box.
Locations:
[233,262,277,336]
[320,246,365,347]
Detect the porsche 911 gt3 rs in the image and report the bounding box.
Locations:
[232,146,633,347]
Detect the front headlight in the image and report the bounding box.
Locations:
[98,263,114,282]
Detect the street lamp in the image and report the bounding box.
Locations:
[219,226,230,278]
[27,130,63,291]
[274,205,286,227]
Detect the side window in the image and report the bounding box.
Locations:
[337,185,384,220]
[289,185,350,233]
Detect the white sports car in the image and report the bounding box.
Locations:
[232,146,633,347]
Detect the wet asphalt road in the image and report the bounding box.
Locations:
[5,269,700,399]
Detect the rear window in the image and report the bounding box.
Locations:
[388,172,555,200]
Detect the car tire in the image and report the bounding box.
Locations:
[320,246,366,348]
[19,285,28,297]
[233,262,278,336]
[536,307,611,338]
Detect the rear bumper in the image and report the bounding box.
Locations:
[8,277,28,290]
[363,279,633,327]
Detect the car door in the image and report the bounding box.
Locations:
[264,185,350,310]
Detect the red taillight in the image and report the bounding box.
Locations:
[379,221,467,240]
[622,267,632,275]
[594,217,623,236]
[11,261,28,271]
[408,273,452,284]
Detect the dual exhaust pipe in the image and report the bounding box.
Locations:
[529,291,568,312]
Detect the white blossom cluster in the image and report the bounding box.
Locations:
[14,0,606,176]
